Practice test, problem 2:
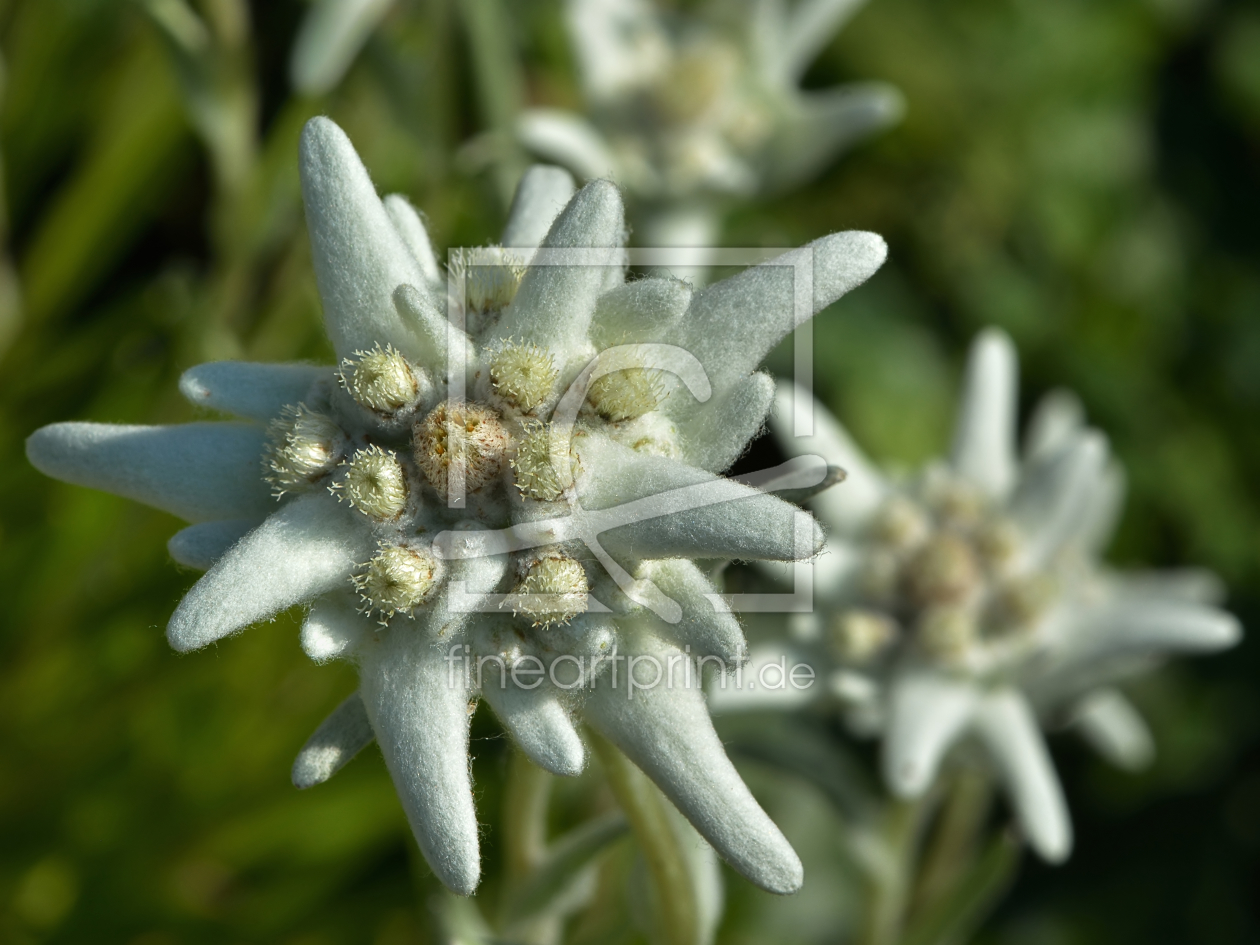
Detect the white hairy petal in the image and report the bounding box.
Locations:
[772,381,887,532]
[289,0,396,94]
[1077,460,1125,556]
[678,232,887,396]
[1108,568,1225,606]
[166,491,370,652]
[646,559,745,661]
[679,372,775,473]
[1010,432,1109,571]
[584,641,804,895]
[299,117,429,360]
[480,678,586,777]
[575,435,824,562]
[302,593,370,663]
[393,283,470,380]
[179,362,329,422]
[517,109,620,182]
[359,629,480,895]
[291,692,375,788]
[384,194,443,287]
[974,689,1072,863]
[1061,600,1241,665]
[949,328,1018,500]
[588,277,693,349]
[492,180,625,355]
[26,422,273,523]
[168,519,257,570]
[1023,389,1085,462]
[566,0,666,100]
[767,84,904,190]
[883,670,978,797]
[501,165,577,251]
[1069,688,1154,772]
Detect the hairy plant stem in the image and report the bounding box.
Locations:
[504,749,553,879]
[910,768,992,919]
[590,732,699,945]
[858,798,930,945]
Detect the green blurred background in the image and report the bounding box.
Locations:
[0,0,1257,942]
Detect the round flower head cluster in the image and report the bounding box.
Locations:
[519,0,905,252]
[26,117,890,897]
[723,329,1241,865]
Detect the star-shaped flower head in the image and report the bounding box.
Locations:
[729,329,1241,863]
[519,0,903,246]
[26,117,888,896]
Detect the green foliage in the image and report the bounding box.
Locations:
[0,0,1256,942]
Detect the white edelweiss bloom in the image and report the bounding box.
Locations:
[720,328,1242,864]
[519,0,904,249]
[25,117,887,896]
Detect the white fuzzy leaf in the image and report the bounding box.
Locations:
[517,108,620,181]
[772,380,887,532]
[168,519,258,570]
[166,491,370,652]
[583,637,804,895]
[574,434,823,563]
[882,670,978,797]
[292,692,375,788]
[299,117,429,361]
[645,559,745,661]
[179,362,330,422]
[491,180,626,356]
[949,329,1018,500]
[501,165,577,251]
[302,592,370,663]
[480,678,586,777]
[1069,688,1154,772]
[678,232,887,396]
[359,628,480,894]
[679,372,775,473]
[289,0,396,94]
[974,689,1072,863]
[384,194,443,286]
[26,422,273,523]
[588,276,692,349]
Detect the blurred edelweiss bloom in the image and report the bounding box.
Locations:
[519,0,904,245]
[720,329,1242,864]
[26,117,889,895]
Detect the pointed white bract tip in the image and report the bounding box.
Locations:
[1029,819,1073,865]
[559,178,625,247]
[813,230,888,307]
[501,165,577,250]
[1203,612,1243,650]
[753,845,805,896]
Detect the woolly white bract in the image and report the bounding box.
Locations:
[519,0,903,248]
[721,329,1241,864]
[26,117,888,896]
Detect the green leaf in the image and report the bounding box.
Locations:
[900,832,1021,945]
[501,811,629,924]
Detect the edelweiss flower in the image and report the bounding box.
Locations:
[26,117,888,895]
[722,329,1241,863]
[518,0,904,249]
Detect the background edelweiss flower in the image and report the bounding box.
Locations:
[517,0,904,250]
[25,117,888,897]
[718,328,1242,863]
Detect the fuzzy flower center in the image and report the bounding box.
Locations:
[834,470,1061,669]
[413,401,509,499]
